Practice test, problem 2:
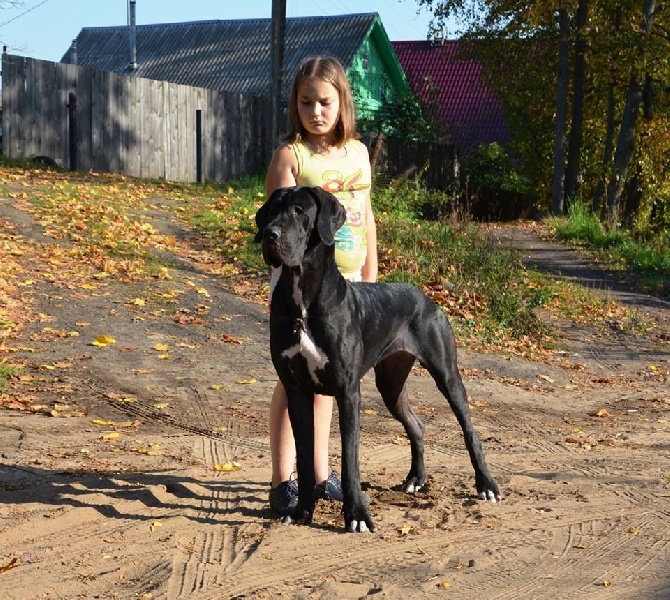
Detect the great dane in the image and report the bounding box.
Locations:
[255,186,500,533]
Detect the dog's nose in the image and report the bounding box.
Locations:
[264,226,281,242]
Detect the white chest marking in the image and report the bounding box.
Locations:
[281,278,329,385]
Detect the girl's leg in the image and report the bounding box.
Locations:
[269,381,296,487]
[313,394,334,484]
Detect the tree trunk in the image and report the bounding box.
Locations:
[605,0,656,230]
[593,4,621,215]
[551,8,571,215]
[564,0,588,207]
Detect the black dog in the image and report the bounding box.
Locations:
[255,186,500,533]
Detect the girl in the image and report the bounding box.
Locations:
[265,56,378,515]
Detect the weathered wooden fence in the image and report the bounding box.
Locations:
[1,53,459,192]
[1,53,278,183]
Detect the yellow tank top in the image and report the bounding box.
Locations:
[291,140,371,280]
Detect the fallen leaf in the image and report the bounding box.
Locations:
[210,384,225,391]
[589,408,611,418]
[213,461,240,472]
[150,521,162,532]
[153,343,169,352]
[153,403,169,409]
[102,432,121,441]
[236,378,256,385]
[222,334,243,344]
[91,419,115,426]
[92,334,116,347]
[0,556,20,573]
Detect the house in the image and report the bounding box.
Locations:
[61,13,411,122]
[392,40,510,155]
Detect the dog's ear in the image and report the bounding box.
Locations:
[310,187,346,246]
[254,188,285,242]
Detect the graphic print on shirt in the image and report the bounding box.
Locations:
[320,168,366,256]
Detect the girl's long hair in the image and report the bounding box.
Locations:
[285,56,359,146]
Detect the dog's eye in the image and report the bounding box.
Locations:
[293,205,304,215]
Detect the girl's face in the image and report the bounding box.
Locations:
[296,77,340,139]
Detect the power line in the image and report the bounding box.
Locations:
[0,0,53,29]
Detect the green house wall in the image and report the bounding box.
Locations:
[346,19,412,121]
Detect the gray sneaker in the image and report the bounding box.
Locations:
[268,479,299,516]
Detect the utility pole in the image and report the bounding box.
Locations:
[270,0,286,158]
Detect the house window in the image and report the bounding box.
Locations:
[362,53,369,71]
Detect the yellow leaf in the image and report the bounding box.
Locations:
[437,581,451,588]
[131,297,146,306]
[399,524,412,535]
[213,461,240,472]
[153,403,169,410]
[67,331,80,337]
[153,343,169,352]
[102,432,121,441]
[117,397,137,403]
[91,419,115,426]
[602,580,612,587]
[93,334,116,347]
[236,378,257,385]
[196,287,211,298]
[589,408,611,418]
[150,521,162,532]
[363,409,377,415]
[157,354,170,360]
[210,384,225,391]
[539,374,555,383]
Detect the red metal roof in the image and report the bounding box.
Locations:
[392,40,510,155]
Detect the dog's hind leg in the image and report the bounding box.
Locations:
[419,319,500,502]
[374,352,427,493]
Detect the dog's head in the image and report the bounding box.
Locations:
[255,186,346,268]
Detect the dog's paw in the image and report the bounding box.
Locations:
[402,478,424,494]
[343,505,377,533]
[347,519,375,533]
[478,489,501,503]
[475,474,501,503]
[281,508,313,525]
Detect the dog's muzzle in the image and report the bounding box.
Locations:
[261,226,284,268]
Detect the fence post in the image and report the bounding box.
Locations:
[196,109,202,183]
[68,91,77,171]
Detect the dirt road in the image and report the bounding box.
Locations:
[1,196,669,599]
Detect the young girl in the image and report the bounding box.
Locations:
[265,56,378,515]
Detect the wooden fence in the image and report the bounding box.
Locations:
[1,53,278,183]
[1,53,459,192]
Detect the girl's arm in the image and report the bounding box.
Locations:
[265,143,298,196]
[361,192,378,283]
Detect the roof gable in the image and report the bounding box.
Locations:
[392,40,510,154]
[62,13,407,99]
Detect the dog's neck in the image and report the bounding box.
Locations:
[276,243,345,318]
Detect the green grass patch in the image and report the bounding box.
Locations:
[550,202,670,295]
[0,364,18,391]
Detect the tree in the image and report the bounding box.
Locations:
[605,0,656,230]
[415,0,670,234]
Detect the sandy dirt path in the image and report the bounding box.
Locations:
[1,198,669,599]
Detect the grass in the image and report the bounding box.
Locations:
[0,159,652,358]
[0,364,18,391]
[549,201,670,296]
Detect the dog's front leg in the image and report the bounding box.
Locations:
[338,386,376,533]
[285,387,317,525]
